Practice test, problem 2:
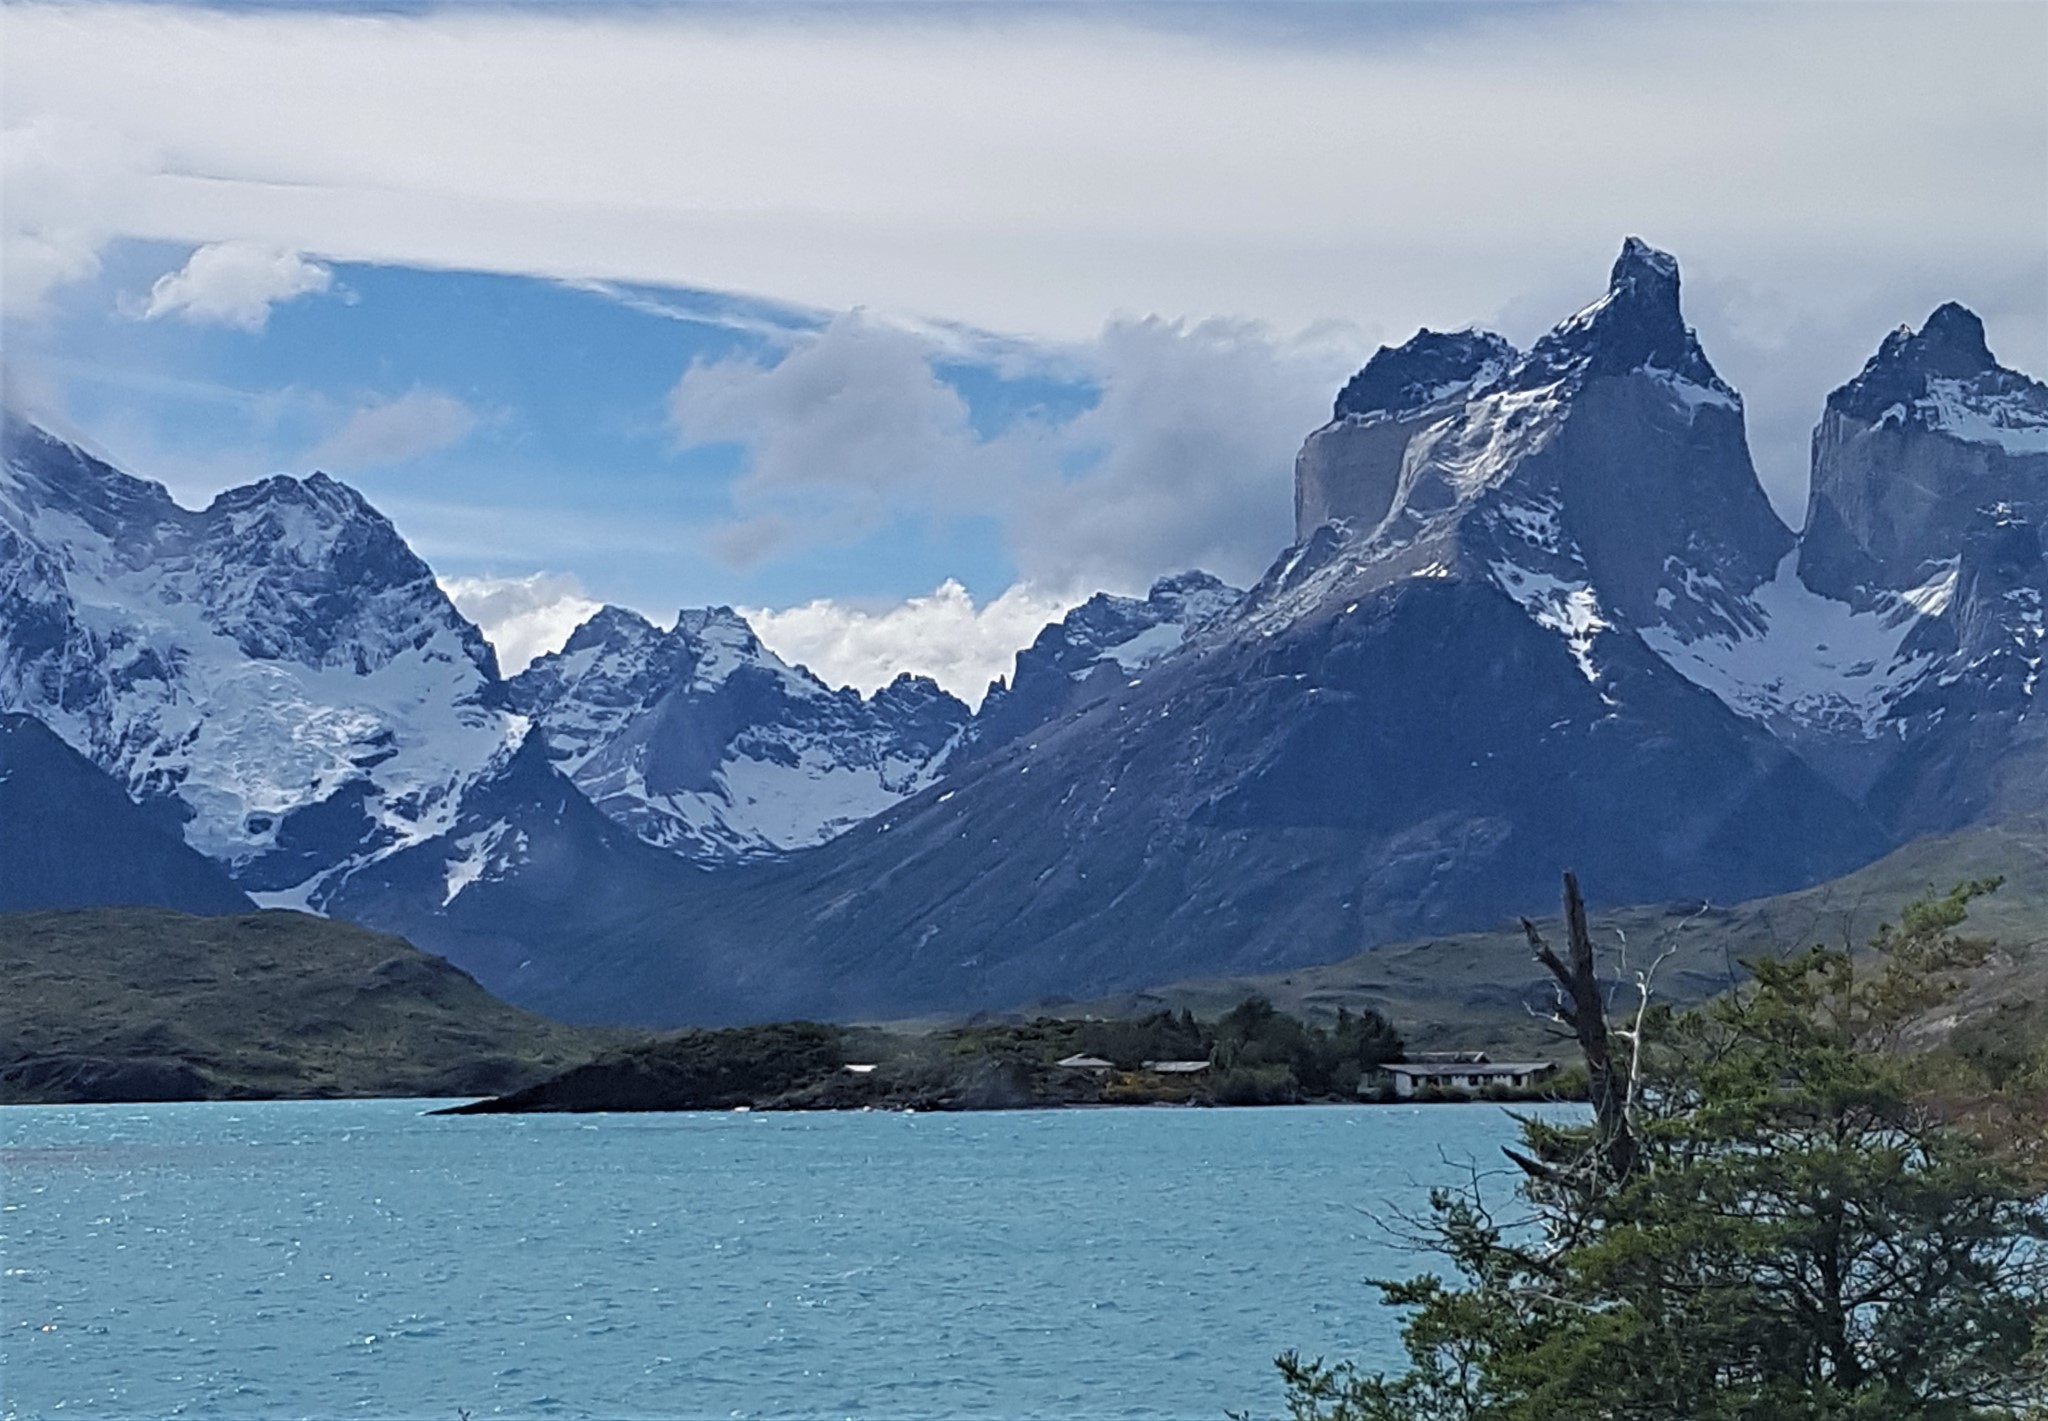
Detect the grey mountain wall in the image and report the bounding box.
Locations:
[1802,304,2048,606]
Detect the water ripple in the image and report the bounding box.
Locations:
[1,1099,1566,1420]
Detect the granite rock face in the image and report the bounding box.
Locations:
[1801,303,2048,607]
[1295,329,1514,540]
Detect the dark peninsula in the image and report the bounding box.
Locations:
[440,999,1418,1114]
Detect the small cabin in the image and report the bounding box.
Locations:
[1055,1054,1115,1072]
[1377,1055,1555,1098]
[1142,1060,1211,1075]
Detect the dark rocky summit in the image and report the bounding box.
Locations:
[1333,328,1517,423]
[1801,303,2048,606]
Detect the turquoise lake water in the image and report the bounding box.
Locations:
[1,1100,1555,1420]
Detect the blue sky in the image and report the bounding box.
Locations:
[5,0,2044,692]
[19,241,1079,612]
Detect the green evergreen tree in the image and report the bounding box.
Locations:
[1262,879,2048,1421]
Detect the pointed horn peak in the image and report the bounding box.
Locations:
[1612,236,1680,288]
[1916,302,1994,369]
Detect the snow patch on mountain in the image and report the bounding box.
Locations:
[1895,379,2048,456]
[1,419,518,892]
[1640,552,1934,737]
[442,818,520,906]
[1488,561,1612,689]
[1648,368,1743,419]
[593,742,955,861]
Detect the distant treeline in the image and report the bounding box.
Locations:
[1079,997,1403,1104]
[449,997,1412,1113]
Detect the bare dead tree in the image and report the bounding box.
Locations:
[1521,871,1639,1184]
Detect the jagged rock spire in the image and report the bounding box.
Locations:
[1513,237,1727,392]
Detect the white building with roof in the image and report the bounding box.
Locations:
[1376,1055,1555,1098]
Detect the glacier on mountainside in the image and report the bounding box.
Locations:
[1639,552,1936,739]
[0,419,522,898]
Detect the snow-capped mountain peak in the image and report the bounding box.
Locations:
[511,603,970,860]
[674,605,829,700]
[191,470,500,676]
[1802,304,2048,607]
[0,417,520,899]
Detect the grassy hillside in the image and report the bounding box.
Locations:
[0,907,629,1103]
[9,821,2043,1105]
[1070,818,2048,1057]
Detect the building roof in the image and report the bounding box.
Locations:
[1056,1054,1114,1069]
[1383,1061,1555,1078]
[1142,1060,1211,1074]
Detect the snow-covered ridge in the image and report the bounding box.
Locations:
[511,601,970,861]
[0,417,519,898]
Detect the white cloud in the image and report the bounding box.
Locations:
[140,241,330,331]
[743,580,1079,707]
[439,571,601,676]
[3,3,2042,514]
[0,115,149,316]
[3,229,103,316]
[672,313,1349,591]
[306,387,478,471]
[1014,317,1348,589]
[672,313,1015,562]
